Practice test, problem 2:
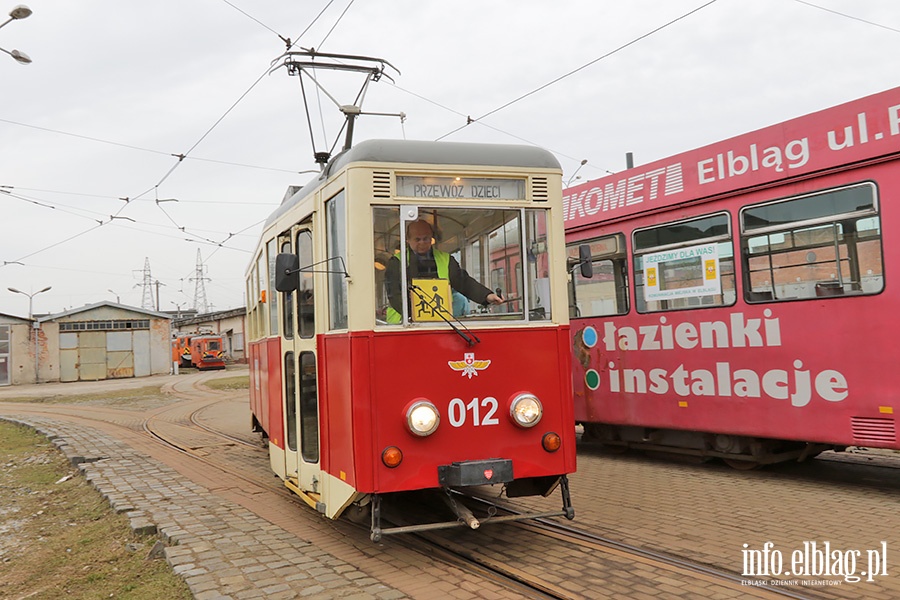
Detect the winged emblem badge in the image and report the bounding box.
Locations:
[448,352,491,379]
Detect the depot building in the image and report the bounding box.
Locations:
[0,302,172,386]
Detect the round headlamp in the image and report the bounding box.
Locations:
[509,393,543,428]
[406,400,440,436]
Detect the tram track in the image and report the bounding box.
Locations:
[397,492,814,600]
[134,394,577,598]
[135,383,592,598]
[3,372,891,599]
[7,390,890,600]
[141,404,781,600]
[518,519,830,600]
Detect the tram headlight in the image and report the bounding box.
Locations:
[509,393,543,428]
[406,400,440,437]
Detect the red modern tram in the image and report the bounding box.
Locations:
[247,139,576,540]
[565,86,899,467]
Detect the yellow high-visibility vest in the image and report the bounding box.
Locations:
[386,248,450,323]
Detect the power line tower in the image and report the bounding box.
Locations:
[190,249,210,314]
[135,257,154,310]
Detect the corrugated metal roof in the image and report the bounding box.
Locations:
[38,301,171,323]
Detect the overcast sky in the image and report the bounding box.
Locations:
[0,0,897,318]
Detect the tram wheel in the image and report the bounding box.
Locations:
[345,503,372,525]
[722,458,761,470]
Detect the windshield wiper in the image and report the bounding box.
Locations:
[408,284,481,347]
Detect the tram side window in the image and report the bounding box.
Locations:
[566,234,628,318]
[284,352,296,452]
[267,239,279,337]
[296,230,315,339]
[741,182,883,302]
[280,238,294,339]
[256,253,267,336]
[373,207,400,324]
[633,213,736,313]
[246,276,255,340]
[326,191,348,330]
[524,209,552,321]
[299,351,319,463]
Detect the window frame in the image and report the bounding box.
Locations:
[632,211,736,314]
[739,181,883,303]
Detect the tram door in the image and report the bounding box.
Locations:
[284,228,321,491]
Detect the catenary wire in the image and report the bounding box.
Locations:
[793,0,900,34]
[15,3,343,279]
[217,0,290,42]
[435,0,720,141]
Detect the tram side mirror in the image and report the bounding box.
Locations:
[275,253,300,292]
[578,244,593,279]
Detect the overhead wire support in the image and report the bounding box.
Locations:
[270,49,403,164]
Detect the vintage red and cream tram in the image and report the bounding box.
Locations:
[565,86,900,467]
[247,139,576,540]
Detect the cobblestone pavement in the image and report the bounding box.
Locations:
[0,371,540,600]
[2,414,408,600]
[3,370,897,599]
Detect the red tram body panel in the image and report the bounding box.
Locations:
[332,328,574,493]
[250,327,576,493]
[565,86,900,464]
[248,337,282,446]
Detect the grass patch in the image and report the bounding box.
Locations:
[0,421,192,600]
[0,386,166,405]
[204,375,249,391]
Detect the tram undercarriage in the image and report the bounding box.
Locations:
[581,423,838,469]
[358,475,575,542]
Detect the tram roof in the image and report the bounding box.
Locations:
[265,139,561,228]
[328,139,561,172]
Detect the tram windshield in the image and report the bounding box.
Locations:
[373,207,552,325]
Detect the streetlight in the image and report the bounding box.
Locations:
[108,289,120,303]
[565,159,588,188]
[7,284,50,384]
[0,4,33,65]
[8,285,51,319]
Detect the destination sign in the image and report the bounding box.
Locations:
[397,176,525,200]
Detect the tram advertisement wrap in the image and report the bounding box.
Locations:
[563,86,900,227]
[574,310,849,408]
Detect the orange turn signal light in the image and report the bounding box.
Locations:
[382,446,403,468]
[542,432,561,452]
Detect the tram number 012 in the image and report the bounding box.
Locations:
[448,397,500,427]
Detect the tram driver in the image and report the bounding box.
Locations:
[384,219,504,323]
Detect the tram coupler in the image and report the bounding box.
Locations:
[559,475,575,520]
[440,491,480,529]
[370,494,383,542]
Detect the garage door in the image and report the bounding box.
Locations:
[79,331,107,381]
